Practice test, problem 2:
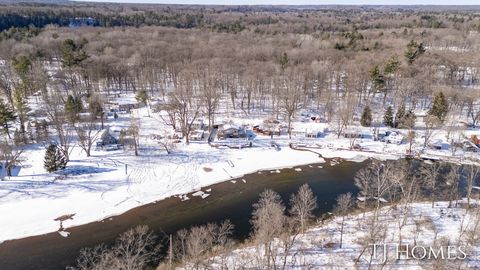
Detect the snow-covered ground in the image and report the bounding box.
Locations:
[1,99,479,243]
[0,138,321,242]
[200,201,480,269]
[0,106,395,243]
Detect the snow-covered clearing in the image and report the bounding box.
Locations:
[200,201,480,269]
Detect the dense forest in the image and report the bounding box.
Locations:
[1,3,480,269]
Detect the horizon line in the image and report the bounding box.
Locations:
[70,1,480,6]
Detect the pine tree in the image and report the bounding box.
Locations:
[369,65,385,91]
[383,106,394,127]
[12,88,30,140]
[405,40,426,64]
[56,149,67,170]
[384,55,400,74]
[12,55,31,79]
[44,144,58,173]
[0,99,16,138]
[360,106,373,127]
[61,39,88,68]
[88,96,103,118]
[65,95,82,123]
[44,144,67,173]
[135,89,149,105]
[428,92,448,123]
[88,96,104,128]
[279,52,289,71]
[403,110,417,129]
[395,104,406,128]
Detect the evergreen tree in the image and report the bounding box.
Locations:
[12,55,31,79]
[65,95,76,123]
[44,144,67,173]
[403,110,417,129]
[369,65,385,91]
[65,95,82,123]
[360,105,373,127]
[404,40,426,64]
[12,56,32,94]
[383,106,394,127]
[88,96,103,118]
[394,104,406,128]
[428,92,448,123]
[88,96,104,128]
[135,89,150,116]
[61,39,88,68]
[135,89,149,105]
[44,144,57,173]
[279,52,289,71]
[384,55,400,74]
[0,99,16,138]
[12,88,30,139]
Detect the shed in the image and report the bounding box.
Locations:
[217,125,246,139]
[97,129,118,147]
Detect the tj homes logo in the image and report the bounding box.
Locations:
[370,243,467,263]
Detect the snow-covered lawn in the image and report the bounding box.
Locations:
[202,201,480,269]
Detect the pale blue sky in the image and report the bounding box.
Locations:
[76,0,480,5]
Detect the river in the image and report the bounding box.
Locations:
[0,159,366,270]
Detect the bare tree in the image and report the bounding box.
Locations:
[280,73,303,139]
[446,163,462,208]
[466,96,480,127]
[173,220,233,270]
[251,189,286,269]
[127,118,140,156]
[334,192,353,248]
[0,140,23,180]
[72,243,115,270]
[75,122,101,157]
[43,90,75,161]
[332,94,356,138]
[354,161,395,216]
[422,115,440,149]
[163,72,201,145]
[157,131,176,154]
[113,225,160,270]
[464,164,480,207]
[289,183,317,234]
[419,161,443,208]
[407,130,416,155]
[278,218,299,270]
[199,67,221,132]
[71,225,159,270]
[355,215,387,268]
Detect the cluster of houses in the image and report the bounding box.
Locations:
[92,97,480,154]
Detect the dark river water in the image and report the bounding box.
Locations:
[0,159,366,270]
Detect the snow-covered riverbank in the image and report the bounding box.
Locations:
[198,200,480,269]
[1,104,477,244]
[0,136,398,243]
